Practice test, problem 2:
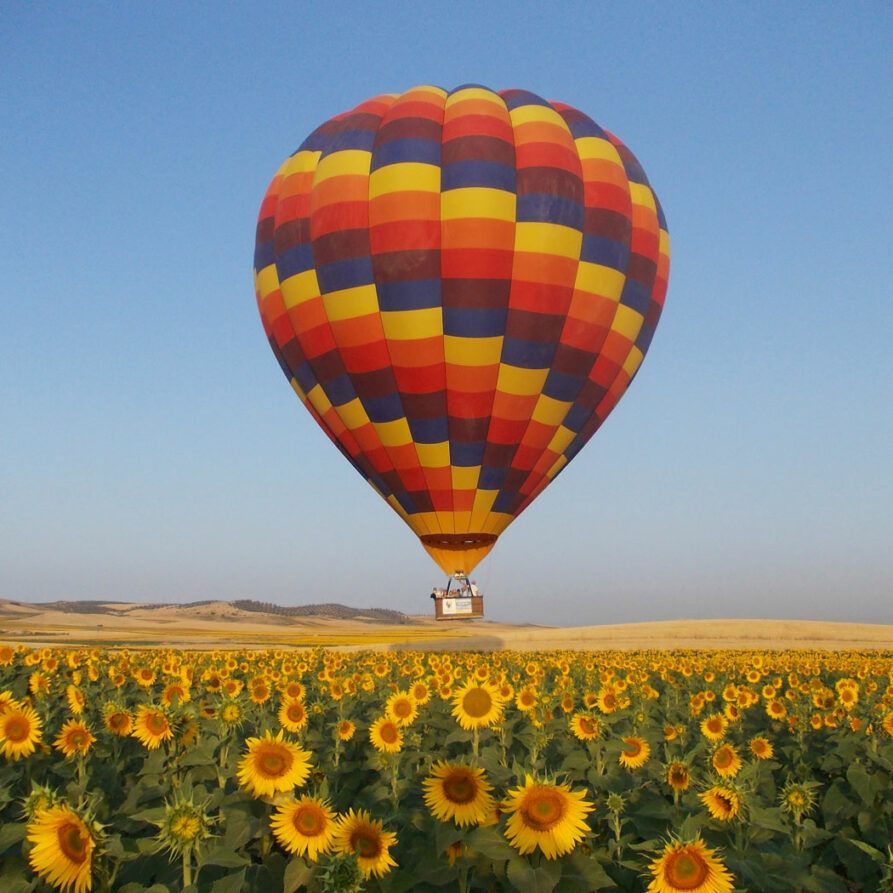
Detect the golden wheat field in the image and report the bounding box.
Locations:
[1,642,893,893]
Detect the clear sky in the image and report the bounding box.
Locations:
[3,3,892,626]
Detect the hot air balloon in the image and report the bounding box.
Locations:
[253,85,669,618]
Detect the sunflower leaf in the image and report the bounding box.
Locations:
[506,855,561,893]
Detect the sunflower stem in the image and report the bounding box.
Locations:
[182,849,192,888]
[472,727,479,760]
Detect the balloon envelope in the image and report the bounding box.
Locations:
[254,85,669,576]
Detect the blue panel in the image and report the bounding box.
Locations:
[371,138,441,170]
[275,243,315,281]
[442,306,507,337]
[542,368,582,402]
[315,255,375,293]
[363,392,405,423]
[409,415,449,443]
[328,128,377,153]
[516,193,583,228]
[619,278,650,315]
[492,490,518,513]
[500,89,551,110]
[478,466,506,489]
[441,160,515,192]
[377,279,442,311]
[394,491,417,514]
[564,114,606,141]
[254,240,274,271]
[323,373,356,407]
[563,402,590,432]
[450,440,485,467]
[580,235,628,270]
[635,323,656,354]
[501,337,556,369]
[294,361,317,395]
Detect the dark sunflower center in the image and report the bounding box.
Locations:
[146,714,167,735]
[665,850,709,889]
[287,704,305,722]
[714,748,732,768]
[295,805,325,836]
[257,746,291,777]
[353,830,382,859]
[393,700,412,718]
[623,739,642,756]
[579,718,596,735]
[109,714,127,730]
[57,822,88,864]
[443,773,477,804]
[462,688,492,718]
[69,731,87,747]
[380,723,399,744]
[5,717,29,743]
[521,789,566,831]
[716,794,733,813]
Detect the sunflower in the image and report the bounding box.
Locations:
[134,667,156,688]
[882,713,893,737]
[710,744,742,779]
[369,717,403,754]
[54,720,95,759]
[780,779,819,822]
[131,706,173,750]
[0,703,43,761]
[66,685,86,716]
[385,691,418,727]
[503,775,593,859]
[451,680,505,731]
[27,804,95,893]
[102,705,132,737]
[278,699,308,734]
[515,686,538,712]
[699,786,740,821]
[220,701,242,728]
[618,736,651,770]
[160,682,190,707]
[749,736,774,760]
[237,730,312,798]
[410,680,431,705]
[422,762,494,827]
[336,719,356,741]
[646,836,734,893]
[699,713,727,742]
[569,712,601,741]
[333,809,397,878]
[271,795,338,861]
[666,761,691,792]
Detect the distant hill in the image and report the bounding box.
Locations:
[3,598,411,625]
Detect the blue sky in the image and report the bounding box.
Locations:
[2,3,891,625]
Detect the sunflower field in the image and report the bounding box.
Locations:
[1,644,893,893]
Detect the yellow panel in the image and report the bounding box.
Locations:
[660,230,671,254]
[444,335,502,366]
[441,187,515,221]
[369,163,440,198]
[445,87,504,107]
[547,426,575,454]
[284,149,321,176]
[337,398,370,430]
[407,84,448,100]
[611,304,644,341]
[313,150,371,184]
[322,284,379,321]
[255,265,280,300]
[435,511,455,534]
[629,182,657,211]
[480,512,514,535]
[306,384,332,416]
[451,466,480,490]
[380,308,442,340]
[509,103,567,129]
[496,365,549,396]
[416,511,442,534]
[574,262,625,301]
[416,441,450,468]
[515,222,582,259]
[547,455,568,479]
[575,137,623,164]
[281,269,320,309]
[532,394,572,426]
[623,346,644,377]
[452,511,472,532]
[373,417,412,447]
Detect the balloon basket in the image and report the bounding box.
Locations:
[431,575,484,621]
